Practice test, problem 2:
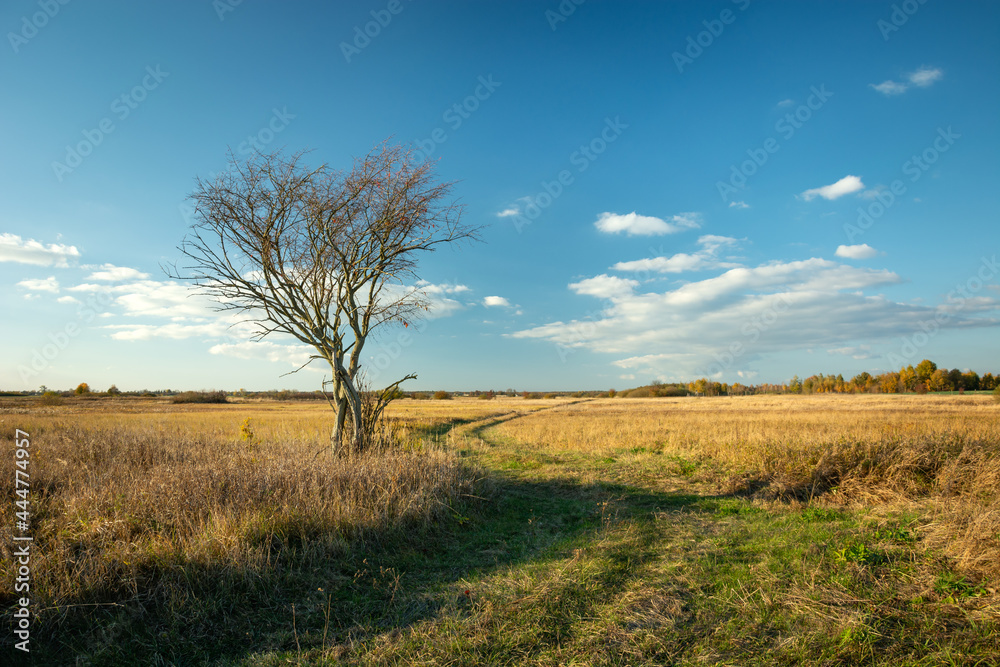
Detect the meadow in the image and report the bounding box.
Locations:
[2,394,998,665]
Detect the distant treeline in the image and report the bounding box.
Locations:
[680,359,998,396]
[8,359,997,400]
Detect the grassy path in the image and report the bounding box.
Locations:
[241,404,998,666]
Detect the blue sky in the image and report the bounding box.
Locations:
[2,0,998,392]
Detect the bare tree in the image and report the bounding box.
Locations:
[170,142,475,452]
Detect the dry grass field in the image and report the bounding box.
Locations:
[2,394,998,664]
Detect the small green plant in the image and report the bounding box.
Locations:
[934,572,986,601]
[833,542,884,566]
[872,525,915,544]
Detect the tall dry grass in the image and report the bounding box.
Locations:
[0,402,483,643]
[486,394,1000,578]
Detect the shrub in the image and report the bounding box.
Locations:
[106,384,121,395]
[543,393,558,399]
[433,390,452,400]
[523,392,543,399]
[478,390,495,400]
[172,391,229,404]
[74,382,91,395]
[993,385,1000,403]
[40,391,63,406]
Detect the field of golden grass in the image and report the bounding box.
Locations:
[2,393,998,664]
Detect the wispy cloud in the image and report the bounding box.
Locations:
[0,233,80,267]
[729,201,750,209]
[85,264,151,281]
[613,235,741,274]
[594,211,701,236]
[209,340,318,370]
[496,207,520,218]
[17,276,60,292]
[800,175,865,201]
[908,66,944,87]
[568,274,639,299]
[870,66,944,96]
[828,345,876,360]
[870,80,909,96]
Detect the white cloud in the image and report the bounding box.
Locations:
[835,244,878,259]
[870,67,944,96]
[57,295,81,305]
[0,233,80,267]
[482,296,511,308]
[594,211,701,236]
[569,274,639,299]
[870,80,909,96]
[613,235,741,274]
[800,175,865,201]
[511,257,998,380]
[729,201,750,209]
[496,207,520,218]
[776,98,794,107]
[908,66,943,87]
[85,264,151,281]
[17,276,59,293]
[414,280,470,294]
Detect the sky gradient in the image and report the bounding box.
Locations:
[2,0,998,392]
